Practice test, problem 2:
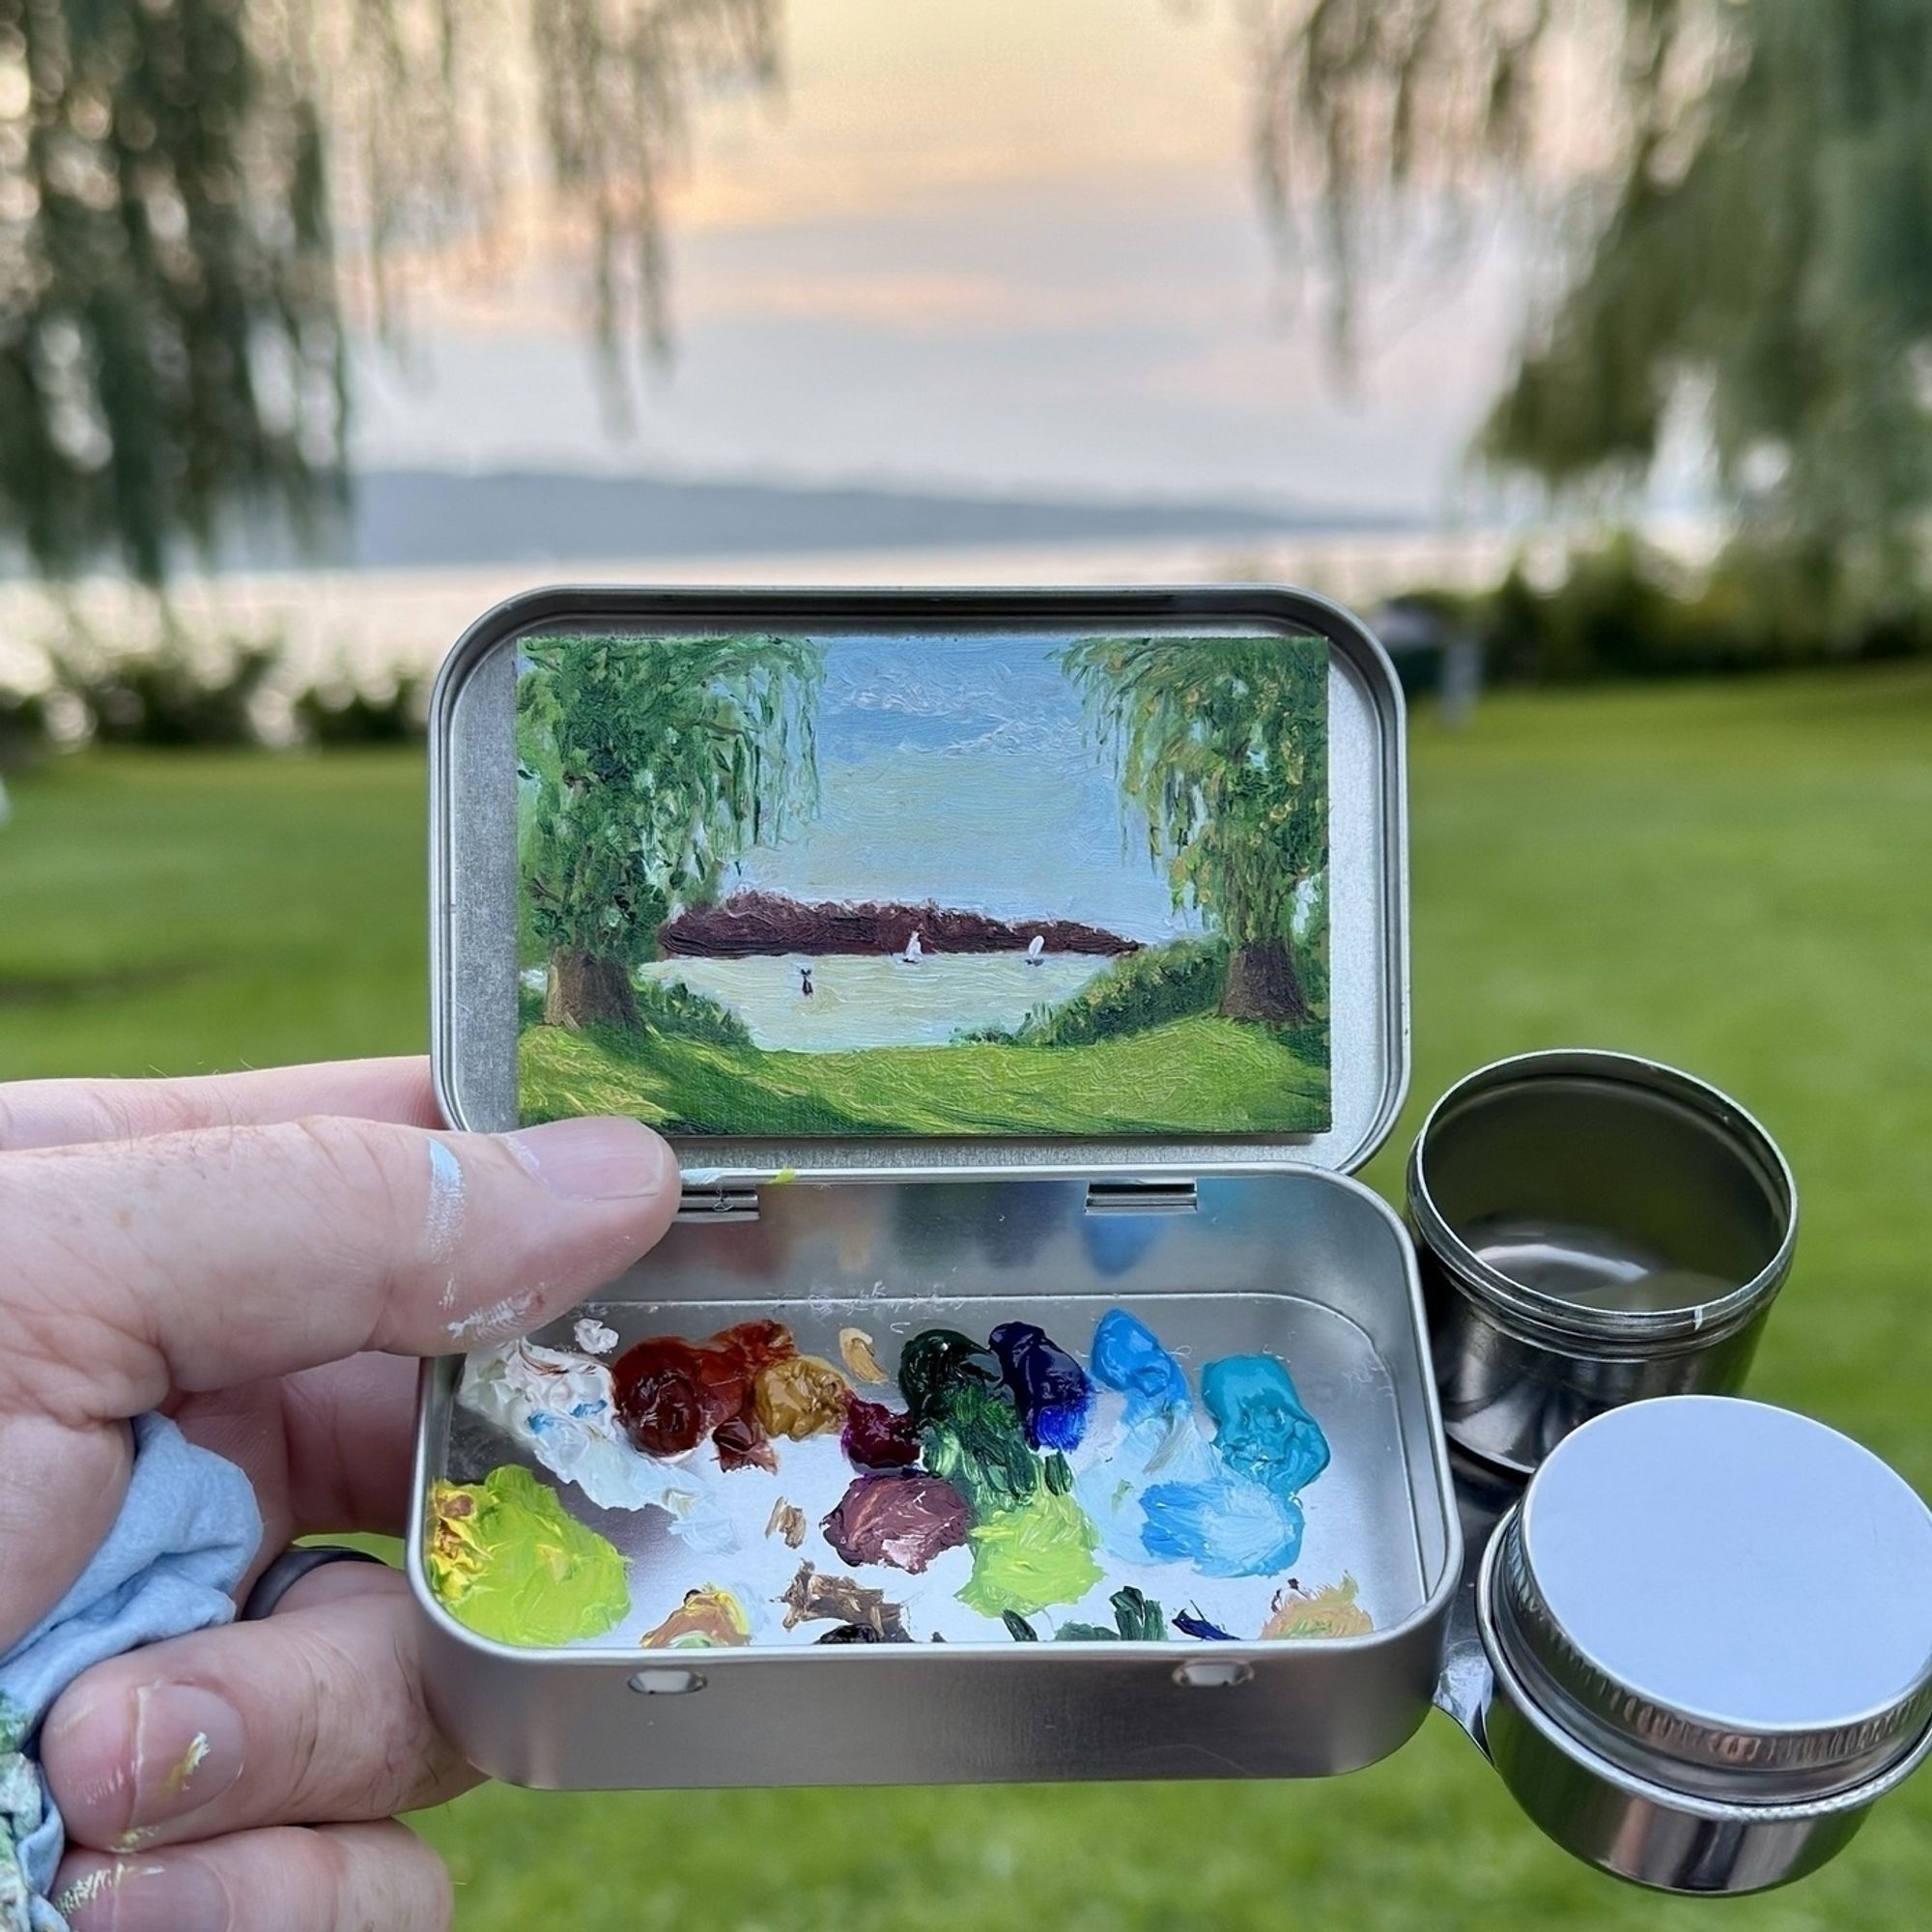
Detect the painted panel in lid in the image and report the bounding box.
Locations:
[432,584,1407,1176]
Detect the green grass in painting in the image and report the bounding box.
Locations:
[3,662,1931,1930]
[519,1012,1329,1136]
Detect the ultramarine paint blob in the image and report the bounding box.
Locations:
[1140,1476,1306,1578]
[989,1321,1094,1452]
[1089,1309,1190,1421]
[1201,1354,1330,1497]
[1173,1606,1236,1641]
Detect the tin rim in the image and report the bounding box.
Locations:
[1406,1048,1797,1351]
[1476,1491,1932,1819]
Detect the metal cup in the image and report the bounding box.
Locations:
[1407,1049,1797,1474]
[1469,1397,1932,1893]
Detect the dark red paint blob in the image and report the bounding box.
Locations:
[841,1397,923,1470]
[612,1321,797,1460]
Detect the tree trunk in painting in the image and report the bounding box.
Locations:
[544,950,640,1030]
[1219,937,1311,1027]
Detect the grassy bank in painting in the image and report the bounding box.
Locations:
[519,1013,1329,1136]
[4,662,1931,1931]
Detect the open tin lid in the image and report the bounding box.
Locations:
[430,585,1407,1185]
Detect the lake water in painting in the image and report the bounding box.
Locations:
[639,953,1113,1052]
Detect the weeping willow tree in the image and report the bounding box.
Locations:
[1249,0,1932,626]
[1062,636,1328,1028]
[517,635,821,1029]
[0,0,778,585]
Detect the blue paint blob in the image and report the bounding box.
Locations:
[1201,1354,1329,1497]
[989,1321,1094,1452]
[1173,1606,1237,1641]
[1089,1309,1190,1421]
[1139,1477,1306,1578]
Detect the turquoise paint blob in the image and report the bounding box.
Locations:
[1089,1308,1190,1420]
[1140,1476,1306,1578]
[1201,1354,1329,1497]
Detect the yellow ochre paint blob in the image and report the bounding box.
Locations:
[1261,1574,1373,1639]
[427,1464,630,1647]
[640,1584,753,1649]
[956,1489,1102,1618]
[754,1354,850,1439]
[839,1327,889,1385]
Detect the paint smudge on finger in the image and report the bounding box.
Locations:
[53,1862,134,1918]
[765,1498,808,1548]
[641,1585,753,1649]
[1261,1575,1373,1639]
[779,1562,909,1641]
[427,1465,629,1646]
[821,1472,972,1574]
[446,1290,540,1345]
[159,1733,211,1800]
[839,1326,889,1384]
[425,1140,466,1261]
[575,1318,619,1355]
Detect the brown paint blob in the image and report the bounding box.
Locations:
[779,1561,908,1641]
[821,1471,973,1575]
[611,1321,796,1460]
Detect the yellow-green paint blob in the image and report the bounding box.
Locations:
[427,1464,629,1647]
[957,1488,1102,1617]
[1261,1574,1372,1639]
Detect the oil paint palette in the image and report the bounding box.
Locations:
[432,1286,1422,1655]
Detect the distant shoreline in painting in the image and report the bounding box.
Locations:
[514,631,1330,1138]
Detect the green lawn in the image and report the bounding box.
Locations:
[519,1012,1329,1135]
[3,663,1931,1929]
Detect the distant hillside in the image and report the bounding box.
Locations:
[198,468,1409,574]
[659,894,1137,958]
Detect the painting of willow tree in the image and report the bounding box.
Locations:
[515,632,1331,1138]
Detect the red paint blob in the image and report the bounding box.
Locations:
[841,1397,923,1470]
[612,1321,797,1461]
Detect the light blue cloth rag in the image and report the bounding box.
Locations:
[0,1415,260,1932]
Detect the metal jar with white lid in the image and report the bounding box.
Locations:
[1466,1396,1932,1893]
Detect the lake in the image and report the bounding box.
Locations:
[638,952,1112,1051]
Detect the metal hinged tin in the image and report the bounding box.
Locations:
[412,582,1457,1794]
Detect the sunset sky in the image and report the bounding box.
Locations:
[349,0,1535,519]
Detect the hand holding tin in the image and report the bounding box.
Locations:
[0,1056,680,1932]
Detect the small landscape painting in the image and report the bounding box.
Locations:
[515,630,1330,1137]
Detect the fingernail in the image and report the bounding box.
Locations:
[61,1855,228,1931]
[505,1117,673,1202]
[123,1683,246,1833]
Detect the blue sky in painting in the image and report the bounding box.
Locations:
[732,633,1200,943]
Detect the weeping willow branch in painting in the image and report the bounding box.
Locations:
[0,0,779,585]
[517,636,822,1031]
[1246,0,1932,621]
[1062,637,1328,1031]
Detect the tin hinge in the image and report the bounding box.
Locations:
[1084,1179,1199,1215]
[676,1183,761,1223]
